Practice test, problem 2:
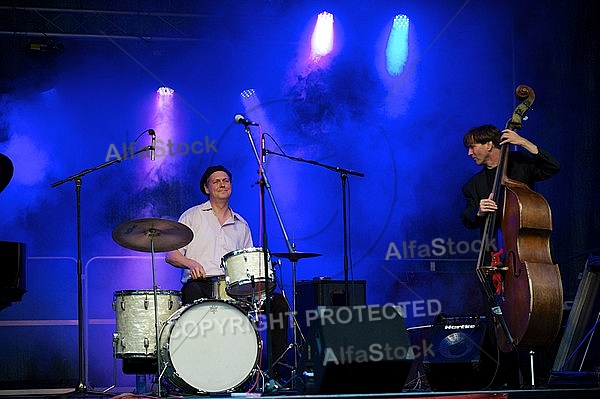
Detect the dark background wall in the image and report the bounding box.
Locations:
[0,0,598,390]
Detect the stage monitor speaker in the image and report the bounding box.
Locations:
[423,314,495,391]
[296,278,366,338]
[550,255,600,387]
[297,305,413,394]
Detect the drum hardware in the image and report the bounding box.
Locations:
[261,148,364,306]
[102,333,119,394]
[269,250,322,389]
[238,118,336,391]
[112,217,193,397]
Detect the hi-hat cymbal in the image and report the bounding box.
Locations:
[112,218,193,253]
[271,251,322,262]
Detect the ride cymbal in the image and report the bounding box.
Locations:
[112,218,193,253]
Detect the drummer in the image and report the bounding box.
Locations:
[166,165,252,299]
[165,165,289,378]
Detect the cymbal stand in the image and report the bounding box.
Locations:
[263,148,364,305]
[51,135,154,395]
[147,232,164,397]
[103,333,118,393]
[289,256,306,363]
[272,250,306,388]
[241,124,294,390]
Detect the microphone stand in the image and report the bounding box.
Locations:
[241,125,294,390]
[51,144,153,395]
[264,149,364,305]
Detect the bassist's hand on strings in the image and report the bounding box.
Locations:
[477,193,498,217]
[499,129,539,154]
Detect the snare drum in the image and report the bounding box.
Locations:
[222,247,274,299]
[159,299,259,393]
[212,276,231,300]
[113,290,181,358]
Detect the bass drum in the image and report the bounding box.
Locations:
[159,299,259,394]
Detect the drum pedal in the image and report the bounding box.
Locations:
[264,377,283,393]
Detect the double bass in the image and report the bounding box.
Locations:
[476,85,563,353]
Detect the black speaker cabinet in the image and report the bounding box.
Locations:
[297,305,413,394]
[296,279,366,338]
[423,314,495,391]
[0,241,27,308]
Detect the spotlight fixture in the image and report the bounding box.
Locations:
[157,86,175,96]
[386,14,410,76]
[240,89,256,99]
[28,36,64,53]
[310,11,335,59]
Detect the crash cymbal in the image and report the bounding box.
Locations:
[112,218,193,253]
[271,251,322,262]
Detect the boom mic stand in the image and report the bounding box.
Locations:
[51,135,154,395]
[240,124,294,390]
[263,148,364,305]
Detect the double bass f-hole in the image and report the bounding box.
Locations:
[505,250,520,278]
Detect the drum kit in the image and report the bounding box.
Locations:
[111,217,320,395]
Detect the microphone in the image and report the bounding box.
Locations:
[149,129,156,161]
[234,114,259,126]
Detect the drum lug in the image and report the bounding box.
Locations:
[144,297,149,310]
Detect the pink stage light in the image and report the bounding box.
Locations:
[157,86,174,96]
[310,11,335,60]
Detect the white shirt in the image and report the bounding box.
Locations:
[177,200,253,283]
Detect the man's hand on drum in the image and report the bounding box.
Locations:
[188,260,207,279]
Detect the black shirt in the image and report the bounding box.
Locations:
[460,148,560,230]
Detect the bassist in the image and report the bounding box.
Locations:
[460,123,561,389]
[461,124,560,231]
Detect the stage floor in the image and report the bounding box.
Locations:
[2,386,600,399]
